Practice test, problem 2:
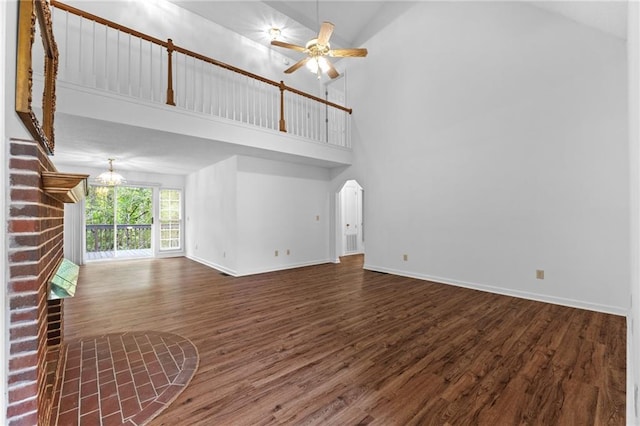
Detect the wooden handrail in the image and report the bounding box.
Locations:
[286,86,353,115]
[173,44,279,89]
[50,0,353,121]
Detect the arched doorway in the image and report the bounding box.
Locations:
[337,180,364,257]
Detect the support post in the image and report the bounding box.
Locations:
[279,81,286,132]
[166,38,175,106]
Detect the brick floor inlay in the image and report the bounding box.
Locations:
[51,331,199,425]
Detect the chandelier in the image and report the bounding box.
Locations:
[96,158,126,186]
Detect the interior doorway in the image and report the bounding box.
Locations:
[338,180,364,256]
[85,185,153,260]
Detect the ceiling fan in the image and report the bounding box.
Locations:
[271,22,368,79]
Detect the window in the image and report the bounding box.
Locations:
[159,189,182,250]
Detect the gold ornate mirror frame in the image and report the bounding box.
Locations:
[15,0,58,155]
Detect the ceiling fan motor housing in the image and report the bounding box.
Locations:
[305,38,331,58]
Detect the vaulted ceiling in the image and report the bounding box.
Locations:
[169,1,627,51]
[50,1,628,176]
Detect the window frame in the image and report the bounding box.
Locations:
[158,188,183,252]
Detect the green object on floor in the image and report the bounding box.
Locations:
[49,258,79,299]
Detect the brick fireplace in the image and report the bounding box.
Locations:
[7,139,66,425]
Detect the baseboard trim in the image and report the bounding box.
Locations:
[363,263,628,317]
[186,255,238,277]
[187,256,333,278]
[236,259,333,277]
[156,251,185,259]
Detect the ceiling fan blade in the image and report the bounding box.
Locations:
[326,59,339,79]
[317,22,335,46]
[271,40,307,52]
[285,57,310,74]
[329,48,368,58]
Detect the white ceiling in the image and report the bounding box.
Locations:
[51,1,628,176]
[170,1,628,49]
[532,1,627,39]
[167,1,416,51]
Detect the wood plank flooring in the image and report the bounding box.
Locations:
[64,255,626,425]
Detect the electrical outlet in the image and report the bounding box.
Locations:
[536,269,544,280]
[286,249,290,255]
[223,251,226,258]
[403,254,408,261]
[275,250,279,257]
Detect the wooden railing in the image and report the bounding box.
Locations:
[86,224,151,252]
[48,1,352,147]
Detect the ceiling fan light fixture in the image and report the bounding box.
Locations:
[96,158,126,186]
[305,56,330,74]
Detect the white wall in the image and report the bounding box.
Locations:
[236,156,330,275]
[334,1,629,314]
[185,156,238,275]
[185,155,331,276]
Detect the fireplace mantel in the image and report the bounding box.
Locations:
[41,171,89,203]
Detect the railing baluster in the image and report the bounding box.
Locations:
[279,81,286,132]
[191,55,196,111]
[64,11,69,73]
[182,53,187,107]
[232,73,237,121]
[309,98,312,140]
[137,37,142,98]
[218,69,223,117]
[200,59,205,113]
[308,97,312,139]
[246,76,250,124]
[104,25,108,90]
[225,69,229,119]
[273,88,277,130]
[149,42,153,101]
[210,65,215,116]
[78,15,82,80]
[301,96,305,137]
[91,19,96,87]
[249,80,257,126]
[297,96,300,136]
[127,33,132,96]
[116,29,120,93]
[238,74,243,122]
[258,81,262,128]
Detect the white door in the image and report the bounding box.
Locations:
[341,180,363,255]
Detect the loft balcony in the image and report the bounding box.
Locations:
[33,2,353,171]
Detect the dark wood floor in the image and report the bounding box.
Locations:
[64,255,626,425]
